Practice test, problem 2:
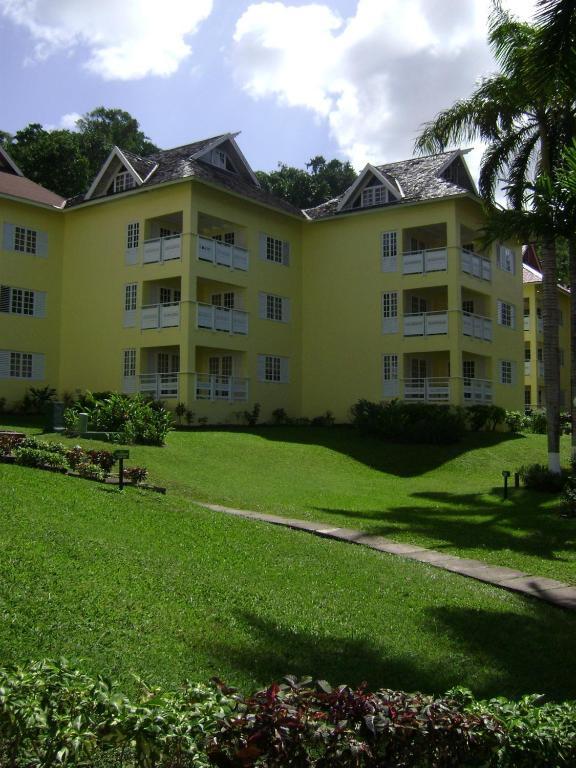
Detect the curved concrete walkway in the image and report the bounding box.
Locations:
[199,502,576,611]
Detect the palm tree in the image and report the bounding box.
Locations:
[415,3,571,471]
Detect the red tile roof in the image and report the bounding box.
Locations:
[0,171,65,207]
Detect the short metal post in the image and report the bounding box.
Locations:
[119,458,124,491]
[514,472,520,489]
[502,470,511,499]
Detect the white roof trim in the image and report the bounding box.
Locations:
[0,145,24,176]
[84,146,144,200]
[190,132,261,188]
[337,164,402,212]
[436,149,478,195]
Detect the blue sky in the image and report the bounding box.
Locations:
[0,0,535,176]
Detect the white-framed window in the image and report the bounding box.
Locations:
[497,300,515,328]
[127,222,139,250]
[210,292,235,309]
[14,226,37,254]
[123,349,136,377]
[209,355,232,377]
[125,283,137,311]
[10,352,32,378]
[0,285,46,318]
[497,244,515,274]
[258,354,289,383]
[212,232,235,245]
[463,360,476,380]
[382,354,399,397]
[113,171,136,193]
[362,184,388,207]
[410,295,427,314]
[524,344,531,362]
[259,292,290,323]
[499,360,514,385]
[267,294,283,321]
[382,291,398,334]
[462,300,474,314]
[266,236,283,263]
[381,231,397,271]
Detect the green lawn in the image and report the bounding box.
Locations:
[1,420,576,701]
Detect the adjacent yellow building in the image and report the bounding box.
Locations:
[522,252,571,411]
[0,134,525,421]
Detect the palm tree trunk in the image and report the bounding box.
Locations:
[541,240,562,472]
[570,239,576,458]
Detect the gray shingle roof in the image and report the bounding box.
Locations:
[65,135,304,217]
[304,150,475,220]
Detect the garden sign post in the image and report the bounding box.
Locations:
[113,449,130,490]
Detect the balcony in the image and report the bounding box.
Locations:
[141,302,180,329]
[403,311,448,336]
[143,234,182,264]
[461,249,491,281]
[197,303,249,335]
[404,377,450,402]
[463,378,493,403]
[462,312,492,341]
[195,373,249,401]
[124,373,179,399]
[197,236,249,271]
[402,248,447,275]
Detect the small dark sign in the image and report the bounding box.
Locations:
[113,449,130,460]
[46,401,65,431]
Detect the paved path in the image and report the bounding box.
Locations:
[199,502,576,611]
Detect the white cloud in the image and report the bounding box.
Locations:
[60,112,81,130]
[0,0,213,80]
[232,0,537,173]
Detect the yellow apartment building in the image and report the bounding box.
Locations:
[0,134,524,422]
[522,251,571,411]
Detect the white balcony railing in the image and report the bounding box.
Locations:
[141,302,180,329]
[463,378,493,403]
[403,311,448,336]
[197,302,249,335]
[143,234,182,264]
[462,312,492,341]
[402,247,447,275]
[525,360,545,377]
[523,315,530,331]
[197,236,249,271]
[136,373,179,399]
[461,249,491,281]
[525,361,532,375]
[403,377,451,402]
[195,373,249,401]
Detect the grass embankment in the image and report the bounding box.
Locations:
[1,420,575,701]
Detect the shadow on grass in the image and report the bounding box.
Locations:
[205,606,576,701]
[314,488,576,562]
[204,426,525,477]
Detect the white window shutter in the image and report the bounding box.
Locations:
[0,285,9,313]
[32,353,45,380]
[37,231,48,257]
[282,297,291,323]
[3,223,14,251]
[497,246,503,269]
[0,351,9,378]
[280,357,290,383]
[125,248,138,266]
[259,232,267,260]
[510,304,516,329]
[257,354,266,382]
[497,300,502,324]
[34,291,47,318]
[511,360,517,385]
[258,293,267,319]
[282,240,291,266]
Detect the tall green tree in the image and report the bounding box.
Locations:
[257,156,356,208]
[8,124,90,198]
[415,3,572,472]
[76,107,159,182]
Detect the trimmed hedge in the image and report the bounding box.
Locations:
[1,660,575,767]
[350,399,467,444]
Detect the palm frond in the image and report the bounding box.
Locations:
[477,126,535,202]
[504,131,541,208]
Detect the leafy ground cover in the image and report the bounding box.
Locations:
[1,461,576,703]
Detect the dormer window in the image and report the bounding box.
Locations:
[361,184,388,207]
[113,171,136,193]
[207,148,237,173]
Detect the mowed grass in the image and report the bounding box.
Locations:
[1,463,576,702]
[8,421,571,584]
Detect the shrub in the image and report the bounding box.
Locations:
[466,404,506,431]
[123,466,148,484]
[76,462,106,481]
[0,396,5,413]
[86,449,115,472]
[174,401,187,425]
[271,407,289,425]
[14,447,68,470]
[0,434,24,456]
[526,408,547,434]
[518,463,567,492]
[63,407,80,435]
[185,409,195,425]
[311,410,336,426]
[504,410,528,433]
[66,445,87,469]
[560,411,572,435]
[238,402,261,426]
[350,399,466,444]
